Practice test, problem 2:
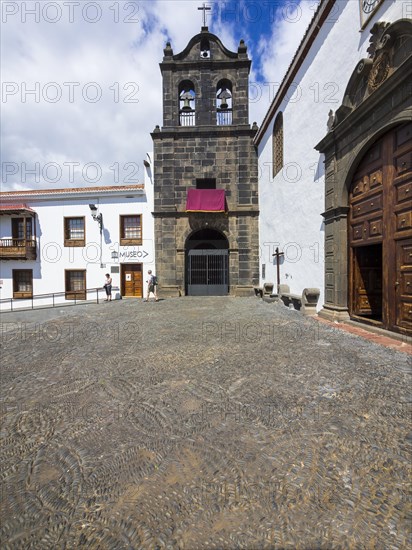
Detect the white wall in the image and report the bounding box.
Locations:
[0,158,155,307]
[258,0,404,308]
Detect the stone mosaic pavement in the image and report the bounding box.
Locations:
[0,297,411,549]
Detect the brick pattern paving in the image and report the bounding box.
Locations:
[315,317,412,355]
[1,298,411,548]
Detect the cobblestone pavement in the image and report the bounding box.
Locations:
[1,297,411,549]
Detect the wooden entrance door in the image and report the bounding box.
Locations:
[349,122,412,335]
[121,264,143,298]
[352,245,383,319]
[396,239,412,332]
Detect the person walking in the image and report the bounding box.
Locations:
[104,273,112,301]
[144,270,158,302]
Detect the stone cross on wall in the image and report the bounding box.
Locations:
[272,247,285,289]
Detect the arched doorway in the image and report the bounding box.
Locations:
[348,122,411,334]
[185,228,229,295]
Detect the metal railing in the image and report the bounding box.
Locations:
[0,286,120,313]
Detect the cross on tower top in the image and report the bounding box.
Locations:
[198,3,211,27]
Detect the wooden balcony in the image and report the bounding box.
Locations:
[0,238,37,260]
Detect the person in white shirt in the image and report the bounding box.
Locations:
[104,273,112,302]
[144,270,158,302]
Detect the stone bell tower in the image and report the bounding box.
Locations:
[151,24,259,297]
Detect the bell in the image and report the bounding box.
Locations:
[218,89,231,110]
[181,91,194,112]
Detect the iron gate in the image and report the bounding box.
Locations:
[187,249,229,296]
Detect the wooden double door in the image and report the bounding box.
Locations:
[349,123,412,336]
[121,263,143,298]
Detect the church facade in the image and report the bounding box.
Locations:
[255,0,411,336]
[151,26,259,297]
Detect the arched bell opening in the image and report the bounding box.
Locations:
[216,79,232,125]
[179,80,196,126]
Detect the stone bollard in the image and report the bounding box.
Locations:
[301,288,320,316]
[263,282,274,295]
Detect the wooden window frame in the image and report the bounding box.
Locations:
[12,269,33,299]
[12,217,33,241]
[65,269,86,300]
[120,214,142,246]
[272,112,284,178]
[64,217,85,247]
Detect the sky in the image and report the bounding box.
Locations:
[1,0,318,191]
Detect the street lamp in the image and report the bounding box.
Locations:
[89,204,103,232]
[89,204,104,267]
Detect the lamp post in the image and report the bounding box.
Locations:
[89,204,103,267]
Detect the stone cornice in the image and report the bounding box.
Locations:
[151,125,257,140]
[152,210,259,218]
[321,206,349,221]
[160,59,251,72]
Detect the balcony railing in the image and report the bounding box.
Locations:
[0,238,37,260]
[217,109,232,125]
[179,111,196,126]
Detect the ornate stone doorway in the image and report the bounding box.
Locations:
[316,19,411,336]
[185,228,229,296]
[348,123,411,334]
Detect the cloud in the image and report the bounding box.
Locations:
[1,1,205,190]
[258,0,317,82]
[249,0,317,126]
[1,0,314,190]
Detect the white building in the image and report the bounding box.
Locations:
[255,0,411,337]
[0,161,155,309]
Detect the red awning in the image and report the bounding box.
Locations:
[0,204,35,215]
[186,189,227,212]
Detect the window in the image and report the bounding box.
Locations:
[272,112,283,178]
[13,270,33,298]
[65,270,86,300]
[196,178,216,189]
[12,218,32,242]
[216,79,232,126]
[120,215,142,245]
[179,80,196,126]
[64,217,85,247]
